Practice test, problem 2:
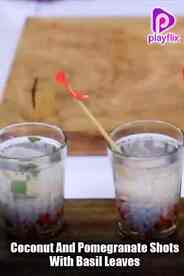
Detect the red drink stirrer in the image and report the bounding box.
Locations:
[56,71,121,154]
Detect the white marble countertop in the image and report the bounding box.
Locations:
[0,0,183,198]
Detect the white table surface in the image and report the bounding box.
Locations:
[0,0,183,198]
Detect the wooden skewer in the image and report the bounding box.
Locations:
[74,98,121,154]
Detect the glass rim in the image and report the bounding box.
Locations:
[108,120,184,161]
[0,122,67,161]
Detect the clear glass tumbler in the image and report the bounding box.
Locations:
[108,120,183,239]
[0,122,67,240]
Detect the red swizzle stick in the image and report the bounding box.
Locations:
[56,71,121,153]
[56,72,88,101]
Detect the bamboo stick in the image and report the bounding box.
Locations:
[75,99,121,154]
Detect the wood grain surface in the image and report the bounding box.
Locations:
[0,199,184,275]
[2,17,184,155]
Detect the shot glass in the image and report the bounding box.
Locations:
[0,122,67,240]
[108,120,183,239]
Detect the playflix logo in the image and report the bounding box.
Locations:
[147,7,182,45]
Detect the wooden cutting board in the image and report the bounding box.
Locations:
[3,17,184,155]
[0,199,184,275]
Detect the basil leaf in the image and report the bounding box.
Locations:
[28,137,41,143]
[11,180,27,194]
